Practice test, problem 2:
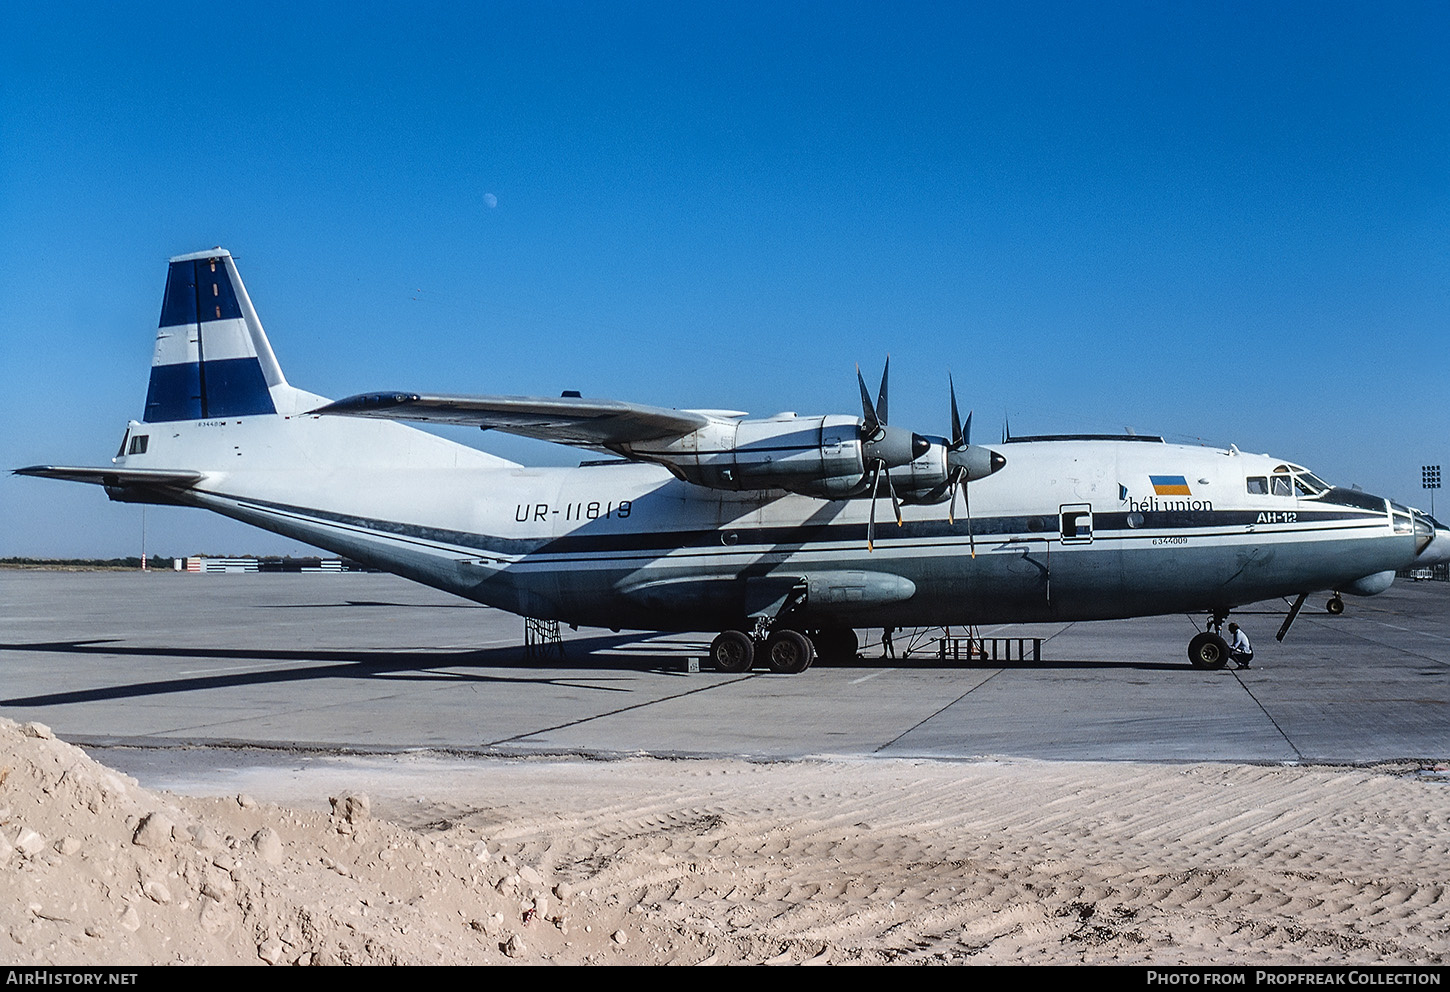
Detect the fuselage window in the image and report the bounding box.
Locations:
[1247,476,1268,495]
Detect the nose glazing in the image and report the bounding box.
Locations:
[1413,510,1450,565]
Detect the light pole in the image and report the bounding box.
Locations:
[1424,465,1440,518]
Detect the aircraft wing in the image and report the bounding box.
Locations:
[13,466,205,488]
[314,392,718,448]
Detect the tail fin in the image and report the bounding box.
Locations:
[143,248,290,422]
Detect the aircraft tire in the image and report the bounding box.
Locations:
[1326,596,1345,615]
[808,627,858,663]
[765,629,815,675]
[710,630,755,673]
[1188,632,1229,670]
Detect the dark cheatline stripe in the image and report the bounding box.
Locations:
[223,493,1389,562]
[143,357,275,422]
[158,258,242,327]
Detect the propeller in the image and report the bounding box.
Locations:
[945,375,1008,558]
[946,375,975,556]
[857,358,928,552]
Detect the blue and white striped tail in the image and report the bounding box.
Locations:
[143,248,288,422]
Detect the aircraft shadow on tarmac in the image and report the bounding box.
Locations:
[0,635,661,708]
[826,654,1189,672]
[259,600,490,609]
[1,634,1194,711]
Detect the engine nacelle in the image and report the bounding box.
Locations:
[891,436,1009,504]
[892,438,951,504]
[621,416,1006,502]
[622,414,875,498]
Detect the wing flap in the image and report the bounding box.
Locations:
[314,392,715,448]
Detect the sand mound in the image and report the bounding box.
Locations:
[0,718,621,965]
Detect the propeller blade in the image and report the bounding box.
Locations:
[885,465,903,526]
[867,461,882,552]
[857,365,879,436]
[948,381,974,451]
[964,471,976,558]
[876,356,890,426]
[949,374,963,449]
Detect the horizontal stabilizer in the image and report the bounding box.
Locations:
[315,392,715,448]
[13,465,205,488]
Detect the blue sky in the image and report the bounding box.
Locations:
[3,1,1447,557]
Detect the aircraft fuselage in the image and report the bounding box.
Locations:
[109,411,1421,633]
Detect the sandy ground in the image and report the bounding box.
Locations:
[2,717,1448,966]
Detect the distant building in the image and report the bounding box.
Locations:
[184,557,258,573]
[179,556,371,573]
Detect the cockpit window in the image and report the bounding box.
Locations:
[1246,476,1268,495]
[1264,466,1327,498]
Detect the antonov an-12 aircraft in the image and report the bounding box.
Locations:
[18,249,1450,674]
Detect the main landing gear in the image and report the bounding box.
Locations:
[708,630,756,673]
[708,626,859,675]
[1188,610,1231,670]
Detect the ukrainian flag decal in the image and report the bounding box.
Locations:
[1150,475,1192,496]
